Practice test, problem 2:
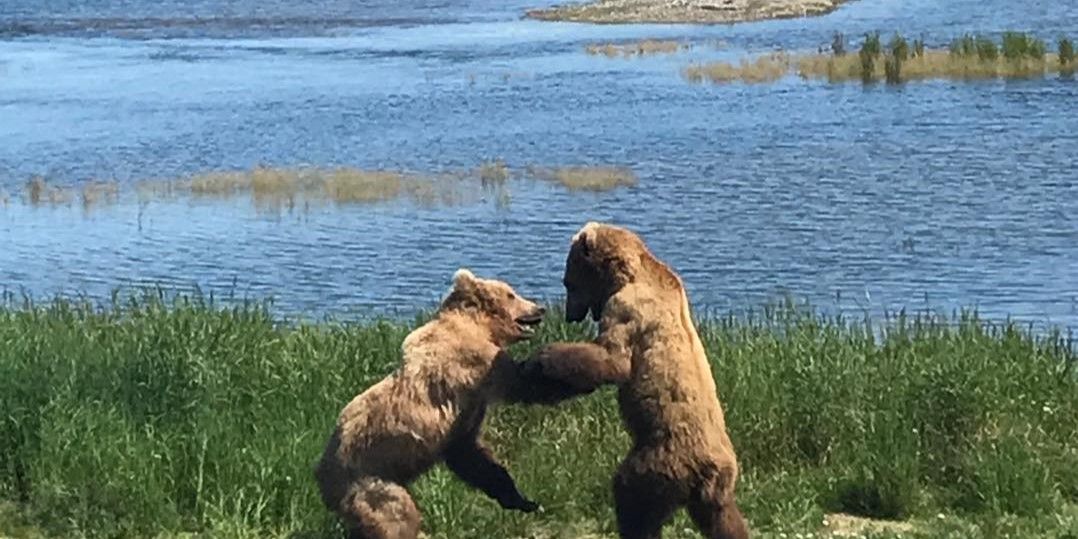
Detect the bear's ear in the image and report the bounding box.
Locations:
[452,268,477,288]
[572,221,601,257]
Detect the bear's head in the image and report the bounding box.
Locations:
[440,268,546,347]
[562,221,678,323]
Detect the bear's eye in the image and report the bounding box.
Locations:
[506,291,516,300]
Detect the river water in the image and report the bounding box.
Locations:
[1,0,1076,326]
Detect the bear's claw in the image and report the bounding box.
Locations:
[502,497,540,513]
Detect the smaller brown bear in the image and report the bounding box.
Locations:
[522,222,750,539]
[315,269,556,539]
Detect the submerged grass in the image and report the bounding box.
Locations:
[0,294,1076,538]
[684,52,790,84]
[80,180,120,209]
[527,165,638,192]
[24,177,74,206]
[21,177,120,209]
[176,166,465,208]
[9,161,634,212]
[585,40,688,57]
[475,159,510,185]
[688,31,1073,85]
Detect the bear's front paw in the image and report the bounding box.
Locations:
[501,496,540,513]
[519,358,545,379]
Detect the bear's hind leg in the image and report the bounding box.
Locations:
[686,471,749,539]
[613,465,679,539]
[687,496,748,539]
[341,479,421,539]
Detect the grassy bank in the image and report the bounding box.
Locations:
[1,295,1076,538]
[686,31,1076,85]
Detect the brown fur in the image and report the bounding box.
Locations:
[524,222,749,539]
[315,269,548,539]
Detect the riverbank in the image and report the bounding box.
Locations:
[526,0,849,25]
[1,294,1075,538]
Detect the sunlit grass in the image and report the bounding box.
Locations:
[527,165,638,192]
[584,39,687,57]
[0,295,1075,538]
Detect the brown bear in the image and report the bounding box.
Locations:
[522,222,750,539]
[315,268,556,539]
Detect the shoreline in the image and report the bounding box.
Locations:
[526,0,849,24]
[1,297,1075,538]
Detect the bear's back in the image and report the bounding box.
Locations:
[326,313,503,482]
[616,280,731,455]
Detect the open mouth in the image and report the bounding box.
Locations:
[515,313,544,337]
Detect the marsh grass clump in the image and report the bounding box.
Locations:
[528,165,638,192]
[913,36,926,58]
[950,34,977,57]
[793,30,1062,84]
[883,54,902,84]
[1001,31,1047,60]
[1059,37,1075,73]
[683,52,790,84]
[975,35,999,62]
[148,167,473,208]
[831,32,846,56]
[23,176,76,206]
[320,169,408,204]
[12,162,632,214]
[861,32,883,57]
[188,170,248,197]
[854,32,884,83]
[0,298,1075,538]
[584,39,686,58]
[80,181,120,209]
[882,33,910,84]
[134,178,185,201]
[889,33,910,62]
[26,175,45,204]
[476,159,510,186]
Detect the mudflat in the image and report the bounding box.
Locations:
[526,0,848,24]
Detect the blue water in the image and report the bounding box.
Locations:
[1,0,1077,326]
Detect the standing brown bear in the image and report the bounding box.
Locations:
[523,222,750,539]
[315,268,557,539]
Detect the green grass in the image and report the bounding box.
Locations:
[1,294,1076,538]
